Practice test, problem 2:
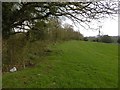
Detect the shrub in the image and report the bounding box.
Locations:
[117,37,120,44]
[100,35,113,43]
[83,37,88,41]
[2,33,28,71]
[92,38,99,42]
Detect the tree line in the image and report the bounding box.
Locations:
[2,17,83,72]
[85,35,120,44]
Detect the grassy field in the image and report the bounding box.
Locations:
[2,40,118,88]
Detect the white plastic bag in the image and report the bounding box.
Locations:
[10,67,17,72]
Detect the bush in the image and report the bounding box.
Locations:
[83,37,88,41]
[101,35,113,43]
[2,33,28,71]
[92,38,99,42]
[117,37,120,44]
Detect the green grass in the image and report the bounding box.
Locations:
[2,40,118,88]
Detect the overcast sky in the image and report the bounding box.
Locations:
[62,16,118,37]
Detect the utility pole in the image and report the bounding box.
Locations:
[97,26,102,42]
[98,26,102,37]
[98,29,100,37]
